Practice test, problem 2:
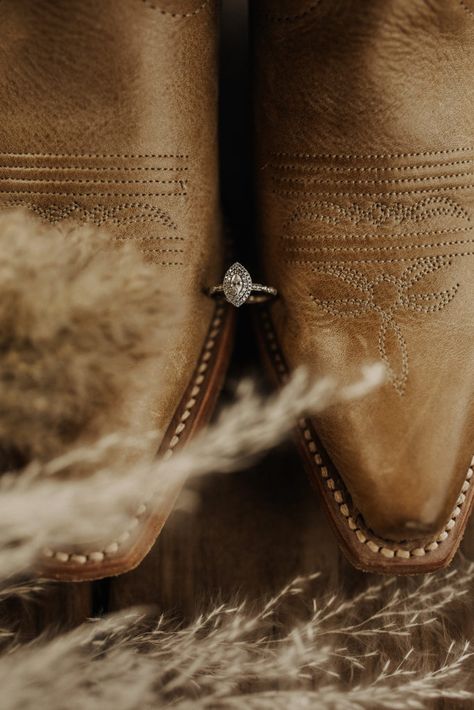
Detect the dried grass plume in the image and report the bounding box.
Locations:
[0,210,172,466]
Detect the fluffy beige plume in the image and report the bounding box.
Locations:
[0,210,171,467]
[0,566,472,709]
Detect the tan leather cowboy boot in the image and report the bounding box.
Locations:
[254,0,474,573]
[0,0,233,580]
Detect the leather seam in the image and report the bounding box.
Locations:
[41,302,225,566]
[260,308,473,559]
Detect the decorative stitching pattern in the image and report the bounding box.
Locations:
[0,154,190,262]
[273,171,474,187]
[0,153,189,159]
[270,159,474,173]
[271,148,474,160]
[285,239,474,254]
[284,197,470,229]
[282,227,473,242]
[310,257,459,395]
[260,307,473,560]
[42,302,226,566]
[0,165,189,172]
[273,185,474,199]
[115,235,185,242]
[0,191,187,198]
[287,253,474,266]
[0,177,187,186]
[140,0,210,18]
[3,201,179,229]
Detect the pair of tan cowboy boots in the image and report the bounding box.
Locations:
[1,0,473,577]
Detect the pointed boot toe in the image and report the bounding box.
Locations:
[254,0,474,572]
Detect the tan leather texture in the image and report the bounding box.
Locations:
[0,0,222,438]
[254,0,474,544]
[0,0,227,576]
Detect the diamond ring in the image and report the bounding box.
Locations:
[208,262,278,308]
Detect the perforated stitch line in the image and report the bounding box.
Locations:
[148,262,184,266]
[0,177,187,185]
[42,302,226,566]
[284,238,474,254]
[115,235,185,242]
[272,185,474,199]
[270,148,474,160]
[140,0,209,17]
[285,251,474,265]
[0,152,189,159]
[260,308,473,558]
[139,248,184,253]
[403,287,460,313]
[270,159,474,173]
[284,197,471,229]
[272,171,474,187]
[0,165,189,172]
[0,190,186,197]
[281,227,473,242]
[2,201,180,230]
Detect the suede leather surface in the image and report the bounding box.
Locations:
[254,0,474,541]
[0,0,222,443]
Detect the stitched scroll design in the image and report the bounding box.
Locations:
[3,201,178,229]
[311,256,460,395]
[285,196,470,230]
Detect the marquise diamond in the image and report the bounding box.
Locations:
[222,262,253,307]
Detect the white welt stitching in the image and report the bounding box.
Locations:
[42,302,225,565]
[260,308,472,559]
